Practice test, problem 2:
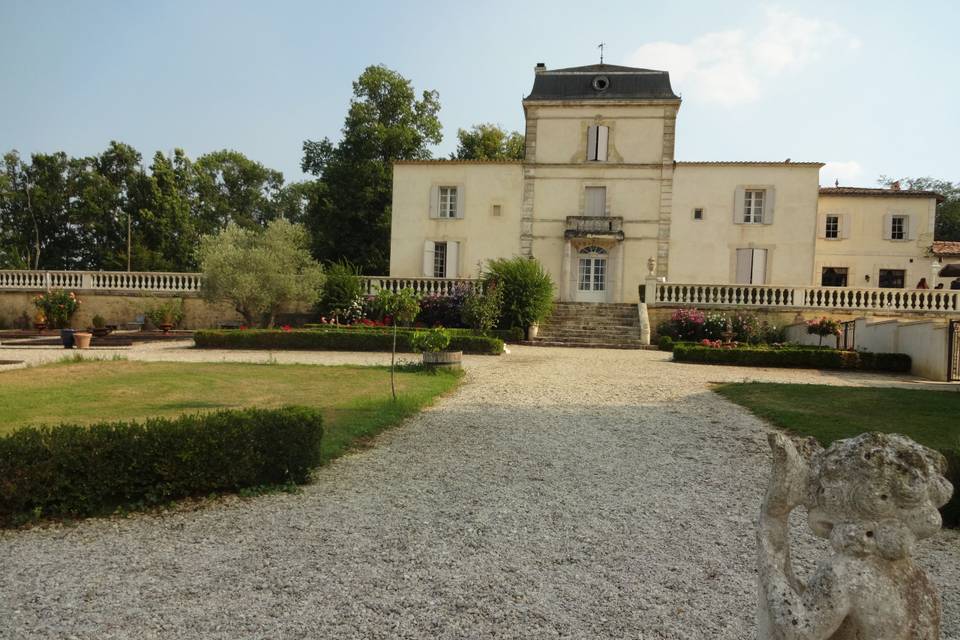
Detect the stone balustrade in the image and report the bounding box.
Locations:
[362,277,480,296]
[0,270,479,298]
[0,270,203,294]
[647,281,960,314]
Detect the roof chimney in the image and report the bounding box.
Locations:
[535,62,546,74]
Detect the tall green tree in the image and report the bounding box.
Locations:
[879,176,960,241]
[192,150,285,234]
[451,123,525,160]
[302,65,442,273]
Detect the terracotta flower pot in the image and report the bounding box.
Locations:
[158,323,174,334]
[73,332,93,350]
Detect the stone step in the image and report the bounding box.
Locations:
[523,339,655,350]
[539,330,640,340]
[535,333,641,342]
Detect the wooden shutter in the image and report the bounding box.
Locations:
[882,214,892,240]
[422,240,435,276]
[587,125,598,161]
[840,214,851,239]
[735,249,753,283]
[907,215,916,240]
[733,187,746,224]
[455,185,465,219]
[817,214,826,239]
[762,187,775,225]
[596,126,609,161]
[751,249,767,284]
[429,186,439,219]
[446,241,459,278]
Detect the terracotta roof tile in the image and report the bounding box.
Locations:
[819,186,944,202]
[676,161,823,167]
[932,241,960,256]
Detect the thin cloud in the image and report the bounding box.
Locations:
[626,8,860,107]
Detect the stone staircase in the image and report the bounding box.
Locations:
[528,302,652,349]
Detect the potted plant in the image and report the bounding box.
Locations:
[89,314,111,338]
[33,290,82,348]
[412,326,461,369]
[73,330,93,349]
[33,310,47,332]
[145,300,185,334]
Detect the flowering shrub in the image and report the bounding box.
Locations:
[658,308,784,345]
[418,284,469,328]
[807,317,842,346]
[33,290,81,329]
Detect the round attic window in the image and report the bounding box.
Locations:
[592,75,609,92]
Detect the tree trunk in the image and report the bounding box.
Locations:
[391,324,397,401]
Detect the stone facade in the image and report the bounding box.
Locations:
[389,63,942,303]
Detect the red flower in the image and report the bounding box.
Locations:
[239,325,248,331]
[281,325,292,332]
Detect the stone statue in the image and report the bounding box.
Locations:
[758,432,953,639]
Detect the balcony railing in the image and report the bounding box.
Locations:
[564,216,624,239]
[645,282,960,314]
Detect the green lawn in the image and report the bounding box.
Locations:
[713,383,960,452]
[0,360,461,463]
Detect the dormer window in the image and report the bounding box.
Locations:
[592,75,609,91]
[587,125,609,161]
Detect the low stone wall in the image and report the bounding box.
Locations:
[0,291,243,330]
[784,316,950,381]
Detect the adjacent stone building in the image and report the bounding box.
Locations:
[389,63,943,302]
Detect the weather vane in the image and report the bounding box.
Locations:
[598,42,606,64]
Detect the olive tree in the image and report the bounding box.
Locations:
[199,219,324,327]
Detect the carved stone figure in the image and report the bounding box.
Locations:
[758,432,953,639]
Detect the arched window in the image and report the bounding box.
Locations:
[579,245,608,255]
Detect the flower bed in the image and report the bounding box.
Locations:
[194,328,505,355]
[672,343,911,372]
[0,407,323,527]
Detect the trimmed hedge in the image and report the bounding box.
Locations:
[194,329,504,355]
[672,344,911,372]
[303,324,525,343]
[0,407,323,526]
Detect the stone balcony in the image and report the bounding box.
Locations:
[564,216,624,240]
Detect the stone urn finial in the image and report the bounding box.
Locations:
[646,257,656,276]
[758,432,953,639]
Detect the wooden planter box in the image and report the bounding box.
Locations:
[422,350,462,369]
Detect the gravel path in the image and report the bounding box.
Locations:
[1,346,958,639]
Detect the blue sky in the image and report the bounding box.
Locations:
[1,0,957,187]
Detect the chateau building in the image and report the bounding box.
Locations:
[389,63,943,302]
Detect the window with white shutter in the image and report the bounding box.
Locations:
[735,248,768,284]
[825,215,840,239]
[584,187,607,216]
[586,125,609,161]
[438,187,458,218]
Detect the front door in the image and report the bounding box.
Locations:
[576,246,608,302]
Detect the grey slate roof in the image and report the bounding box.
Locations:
[525,63,679,101]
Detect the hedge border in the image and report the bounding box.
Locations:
[672,344,911,372]
[194,329,504,355]
[0,406,324,527]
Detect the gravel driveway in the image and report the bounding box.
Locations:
[1,346,958,639]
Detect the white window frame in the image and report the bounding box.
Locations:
[743,190,765,224]
[890,215,906,241]
[438,186,458,219]
[433,242,447,278]
[825,215,840,239]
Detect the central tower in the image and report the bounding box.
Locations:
[520,63,680,300]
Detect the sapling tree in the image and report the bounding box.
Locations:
[376,287,420,400]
